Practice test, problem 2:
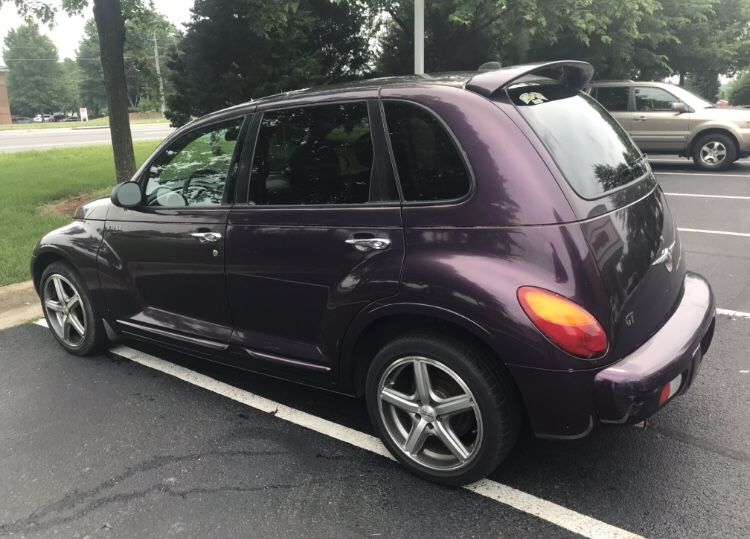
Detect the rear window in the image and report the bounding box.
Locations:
[593,86,630,112]
[508,84,644,199]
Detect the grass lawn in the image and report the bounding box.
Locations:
[0,115,169,131]
[0,141,159,286]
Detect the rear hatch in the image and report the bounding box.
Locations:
[503,76,686,358]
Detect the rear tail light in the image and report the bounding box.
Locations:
[517,287,608,359]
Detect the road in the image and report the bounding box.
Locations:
[0,123,174,153]
[1,159,749,538]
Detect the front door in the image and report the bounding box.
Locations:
[100,117,247,351]
[226,100,404,379]
[630,86,691,152]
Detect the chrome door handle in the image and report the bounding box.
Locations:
[345,238,391,252]
[191,232,222,243]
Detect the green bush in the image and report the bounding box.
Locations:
[730,72,750,106]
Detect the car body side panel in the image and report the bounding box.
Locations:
[31,220,106,312]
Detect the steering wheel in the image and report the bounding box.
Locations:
[146,185,187,207]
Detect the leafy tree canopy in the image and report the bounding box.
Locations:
[3,22,66,116]
[165,0,371,126]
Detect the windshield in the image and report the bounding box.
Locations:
[507,84,646,199]
[667,84,715,110]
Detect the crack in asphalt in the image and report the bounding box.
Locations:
[649,425,750,463]
[0,449,300,535]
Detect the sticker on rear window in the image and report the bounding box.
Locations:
[518,92,548,105]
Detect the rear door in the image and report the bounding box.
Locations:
[100,116,247,350]
[630,86,691,152]
[225,100,404,378]
[591,85,632,133]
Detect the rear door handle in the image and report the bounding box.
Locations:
[191,232,222,244]
[634,115,648,121]
[345,238,391,252]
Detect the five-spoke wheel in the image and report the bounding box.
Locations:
[367,330,521,486]
[43,274,87,347]
[40,261,107,356]
[693,133,737,171]
[378,356,482,471]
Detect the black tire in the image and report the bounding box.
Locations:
[365,330,521,486]
[40,261,107,356]
[692,133,737,171]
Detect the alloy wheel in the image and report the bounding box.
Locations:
[700,141,727,165]
[43,274,87,347]
[377,356,483,472]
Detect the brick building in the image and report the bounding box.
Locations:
[0,65,11,124]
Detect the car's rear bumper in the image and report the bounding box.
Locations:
[593,272,715,425]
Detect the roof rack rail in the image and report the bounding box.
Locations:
[466,60,594,97]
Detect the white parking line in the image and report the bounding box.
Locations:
[666,192,750,200]
[655,171,750,178]
[98,340,641,539]
[717,308,750,319]
[678,227,750,238]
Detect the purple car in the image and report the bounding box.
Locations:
[31,61,716,485]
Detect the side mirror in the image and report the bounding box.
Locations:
[672,102,687,113]
[111,182,142,208]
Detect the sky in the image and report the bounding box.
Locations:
[0,0,193,65]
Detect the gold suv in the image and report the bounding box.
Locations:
[589,80,750,170]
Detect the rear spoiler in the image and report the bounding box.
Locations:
[465,60,594,98]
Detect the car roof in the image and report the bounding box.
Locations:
[189,60,595,127]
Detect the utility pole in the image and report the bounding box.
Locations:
[414,0,424,75]
[153,32,166,115]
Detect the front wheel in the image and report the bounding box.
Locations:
[692,133,737,171]
[365,330,521,486]
[40,261,107,356]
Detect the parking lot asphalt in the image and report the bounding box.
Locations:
[1,158,749,538]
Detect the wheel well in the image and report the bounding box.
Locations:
[348,313,518,399]
[690,128,739,156]
[32,252,65,292]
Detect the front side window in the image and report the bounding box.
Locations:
[383,102,471,202]
[593,86,630,112]
[509,84,643,199]
[145,119,243,207]
[250,103,375,205]
[635,87,678,112]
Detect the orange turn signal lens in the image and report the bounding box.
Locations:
[517,287,608,359]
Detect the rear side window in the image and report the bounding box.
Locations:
[593,86,629,112]
[509,84,643,199]
[383,102,471,202]
[250,103,375,205]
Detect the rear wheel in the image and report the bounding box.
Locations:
[366,330,521,486]
[40,262,107,356]
[692,133,737,171]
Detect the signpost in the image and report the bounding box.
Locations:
[414,0,424,75]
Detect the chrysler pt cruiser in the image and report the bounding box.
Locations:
[31,61,716,486]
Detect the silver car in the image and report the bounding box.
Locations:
[589,80,750,170]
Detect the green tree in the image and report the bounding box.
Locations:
[370,0,663,77]
[1,0,143,183]
[165,0,370,126]
[2,22,65,117]
[77,20,108,115]
[729,71,750,105]
[77,10,180,113]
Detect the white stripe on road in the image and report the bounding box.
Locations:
[665,192,750,200]
[678,227,750,238]
[102,340,642,539]
[716,308,750,319]
[655,171,750,178]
